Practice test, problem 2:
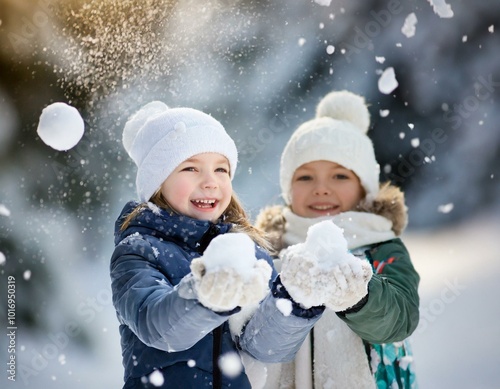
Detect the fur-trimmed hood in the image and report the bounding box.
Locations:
[255,182,407,252]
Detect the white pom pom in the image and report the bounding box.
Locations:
[122,101,169,155]
[315,90,370,134]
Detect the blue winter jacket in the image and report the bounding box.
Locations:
[110,201,323,389]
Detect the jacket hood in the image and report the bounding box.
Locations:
[114,200,232,250]
[255,182,407,252]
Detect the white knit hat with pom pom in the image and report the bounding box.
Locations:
[122,101,238,202]
[280,90,379,204]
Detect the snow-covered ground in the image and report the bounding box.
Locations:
[406,210,500,388]
[4,208,498,388]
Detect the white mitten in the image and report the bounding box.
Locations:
[280,220,373,311]
[191,260,245,311]
[190,233,272,312]
[323,260,373,311]
[237,259,272,306]
[280,248,325,308]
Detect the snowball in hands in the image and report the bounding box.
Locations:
[280,220,373,311]
[190,233,272,312]
[37,102,85,151]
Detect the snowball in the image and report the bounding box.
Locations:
[276,298,293,316]
[314,0,332,6]
[305,220,348,256]
[0,204,11,217]
[37,103,85,151]
[187,359,196,367]
[281,221,369,309]
[378,67,399,95]
[148,370,164,387]
[296,220,367,272]
[488,25,494,33]
[0,252,5,266]
[427,0,454,18]
[218,352,242,378]
[402,13,418,38]
[438,203,454,214]
[375,56,386,64]
[411,138,420,148]
[23,270,31,280]
[326,45,335,55]
[201,233,256,278]
[298,38,306,46]
[379,109,390,117]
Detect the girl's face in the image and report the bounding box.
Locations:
[160,153,232,223]
[290,160,365,218]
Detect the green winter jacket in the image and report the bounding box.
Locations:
[342,238,420,388]
[340,238,419,342]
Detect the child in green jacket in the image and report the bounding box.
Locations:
[255,90,420,389]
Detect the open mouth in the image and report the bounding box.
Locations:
[309,204,339,212]
[191,199,218,209]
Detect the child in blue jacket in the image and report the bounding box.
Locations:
[110,102,340,388]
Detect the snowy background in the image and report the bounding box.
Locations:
[0,0,499,387]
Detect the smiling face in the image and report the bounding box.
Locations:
[290,160,365,218]
[160,153,232,222]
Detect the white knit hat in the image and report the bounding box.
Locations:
[280,90,380,204]
[122,101,238,202]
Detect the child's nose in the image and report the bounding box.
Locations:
[314,182,331,195]
[201,172,218,189]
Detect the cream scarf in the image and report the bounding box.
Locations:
[265,207,395,389]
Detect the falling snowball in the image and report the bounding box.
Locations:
[402,13,418,38]
[276,298,292,316]
[37,102,85,151]
[148,370,164,387]
[0,251,5,266]
[314,0,332,6]
[0,204,11,217]
[218,352,243,378]
[427,0,454,18]
[23,270,32,280]
[438,203,454,214]
[378,67,399,95]
[58,354,66,365]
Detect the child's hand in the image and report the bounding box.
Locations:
[280,220,373,311]
[190,233,272,312]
